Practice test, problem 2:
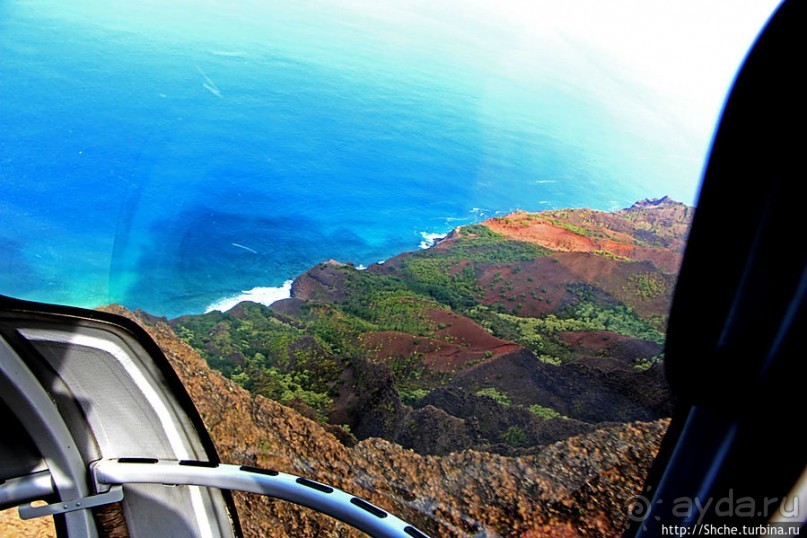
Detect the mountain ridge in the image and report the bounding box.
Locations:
[170,198,690,458]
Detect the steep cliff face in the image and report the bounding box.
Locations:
[107,305,669,537]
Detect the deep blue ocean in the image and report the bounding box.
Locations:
[0,0,759,317]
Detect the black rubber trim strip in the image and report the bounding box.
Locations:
[118,457,159,464]
[179,460,220,468]
[295,477,333,494]
[350,497,388,518]
[239,465,279,476]
[404,526,429,538]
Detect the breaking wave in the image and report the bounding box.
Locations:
[205,280,293,313]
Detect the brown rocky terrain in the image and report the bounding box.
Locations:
[482,196,692,273]
[358,308,521,373]
[449,348,671,424]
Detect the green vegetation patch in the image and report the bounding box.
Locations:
[592,250,631,261]
[399,257,479,310]
[337,225,549,316]
[172,303,305,375]
[501,426,528,447]
[546,218,592,237]
[475,387,512,406]
[365,291,440,336]
[421,224,549,263]
[467,306,580,364]
[467,281,665,364]
[562,283,665,343]
[172,304,339,422]
[634,353,664,371]
[628,271,672,300]
[340,271,442,335]
[235,366,332,422]
[528,404,565,420]
[399,387,431,405]
[299,305,374,355]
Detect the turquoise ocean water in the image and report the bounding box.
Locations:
[0,0,768,317]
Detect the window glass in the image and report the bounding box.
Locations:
[0,1,780,536]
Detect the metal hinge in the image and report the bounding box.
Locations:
[18,486,124,520]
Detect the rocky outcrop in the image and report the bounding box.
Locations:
[483,198,693,273]
[416,387,598,454]
[338,354,404,440]
[290,260,352,303]
[453,348,674,423]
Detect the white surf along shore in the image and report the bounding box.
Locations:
[205,280,294,313]
[205,231,448,314]
[419,231,447,249]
